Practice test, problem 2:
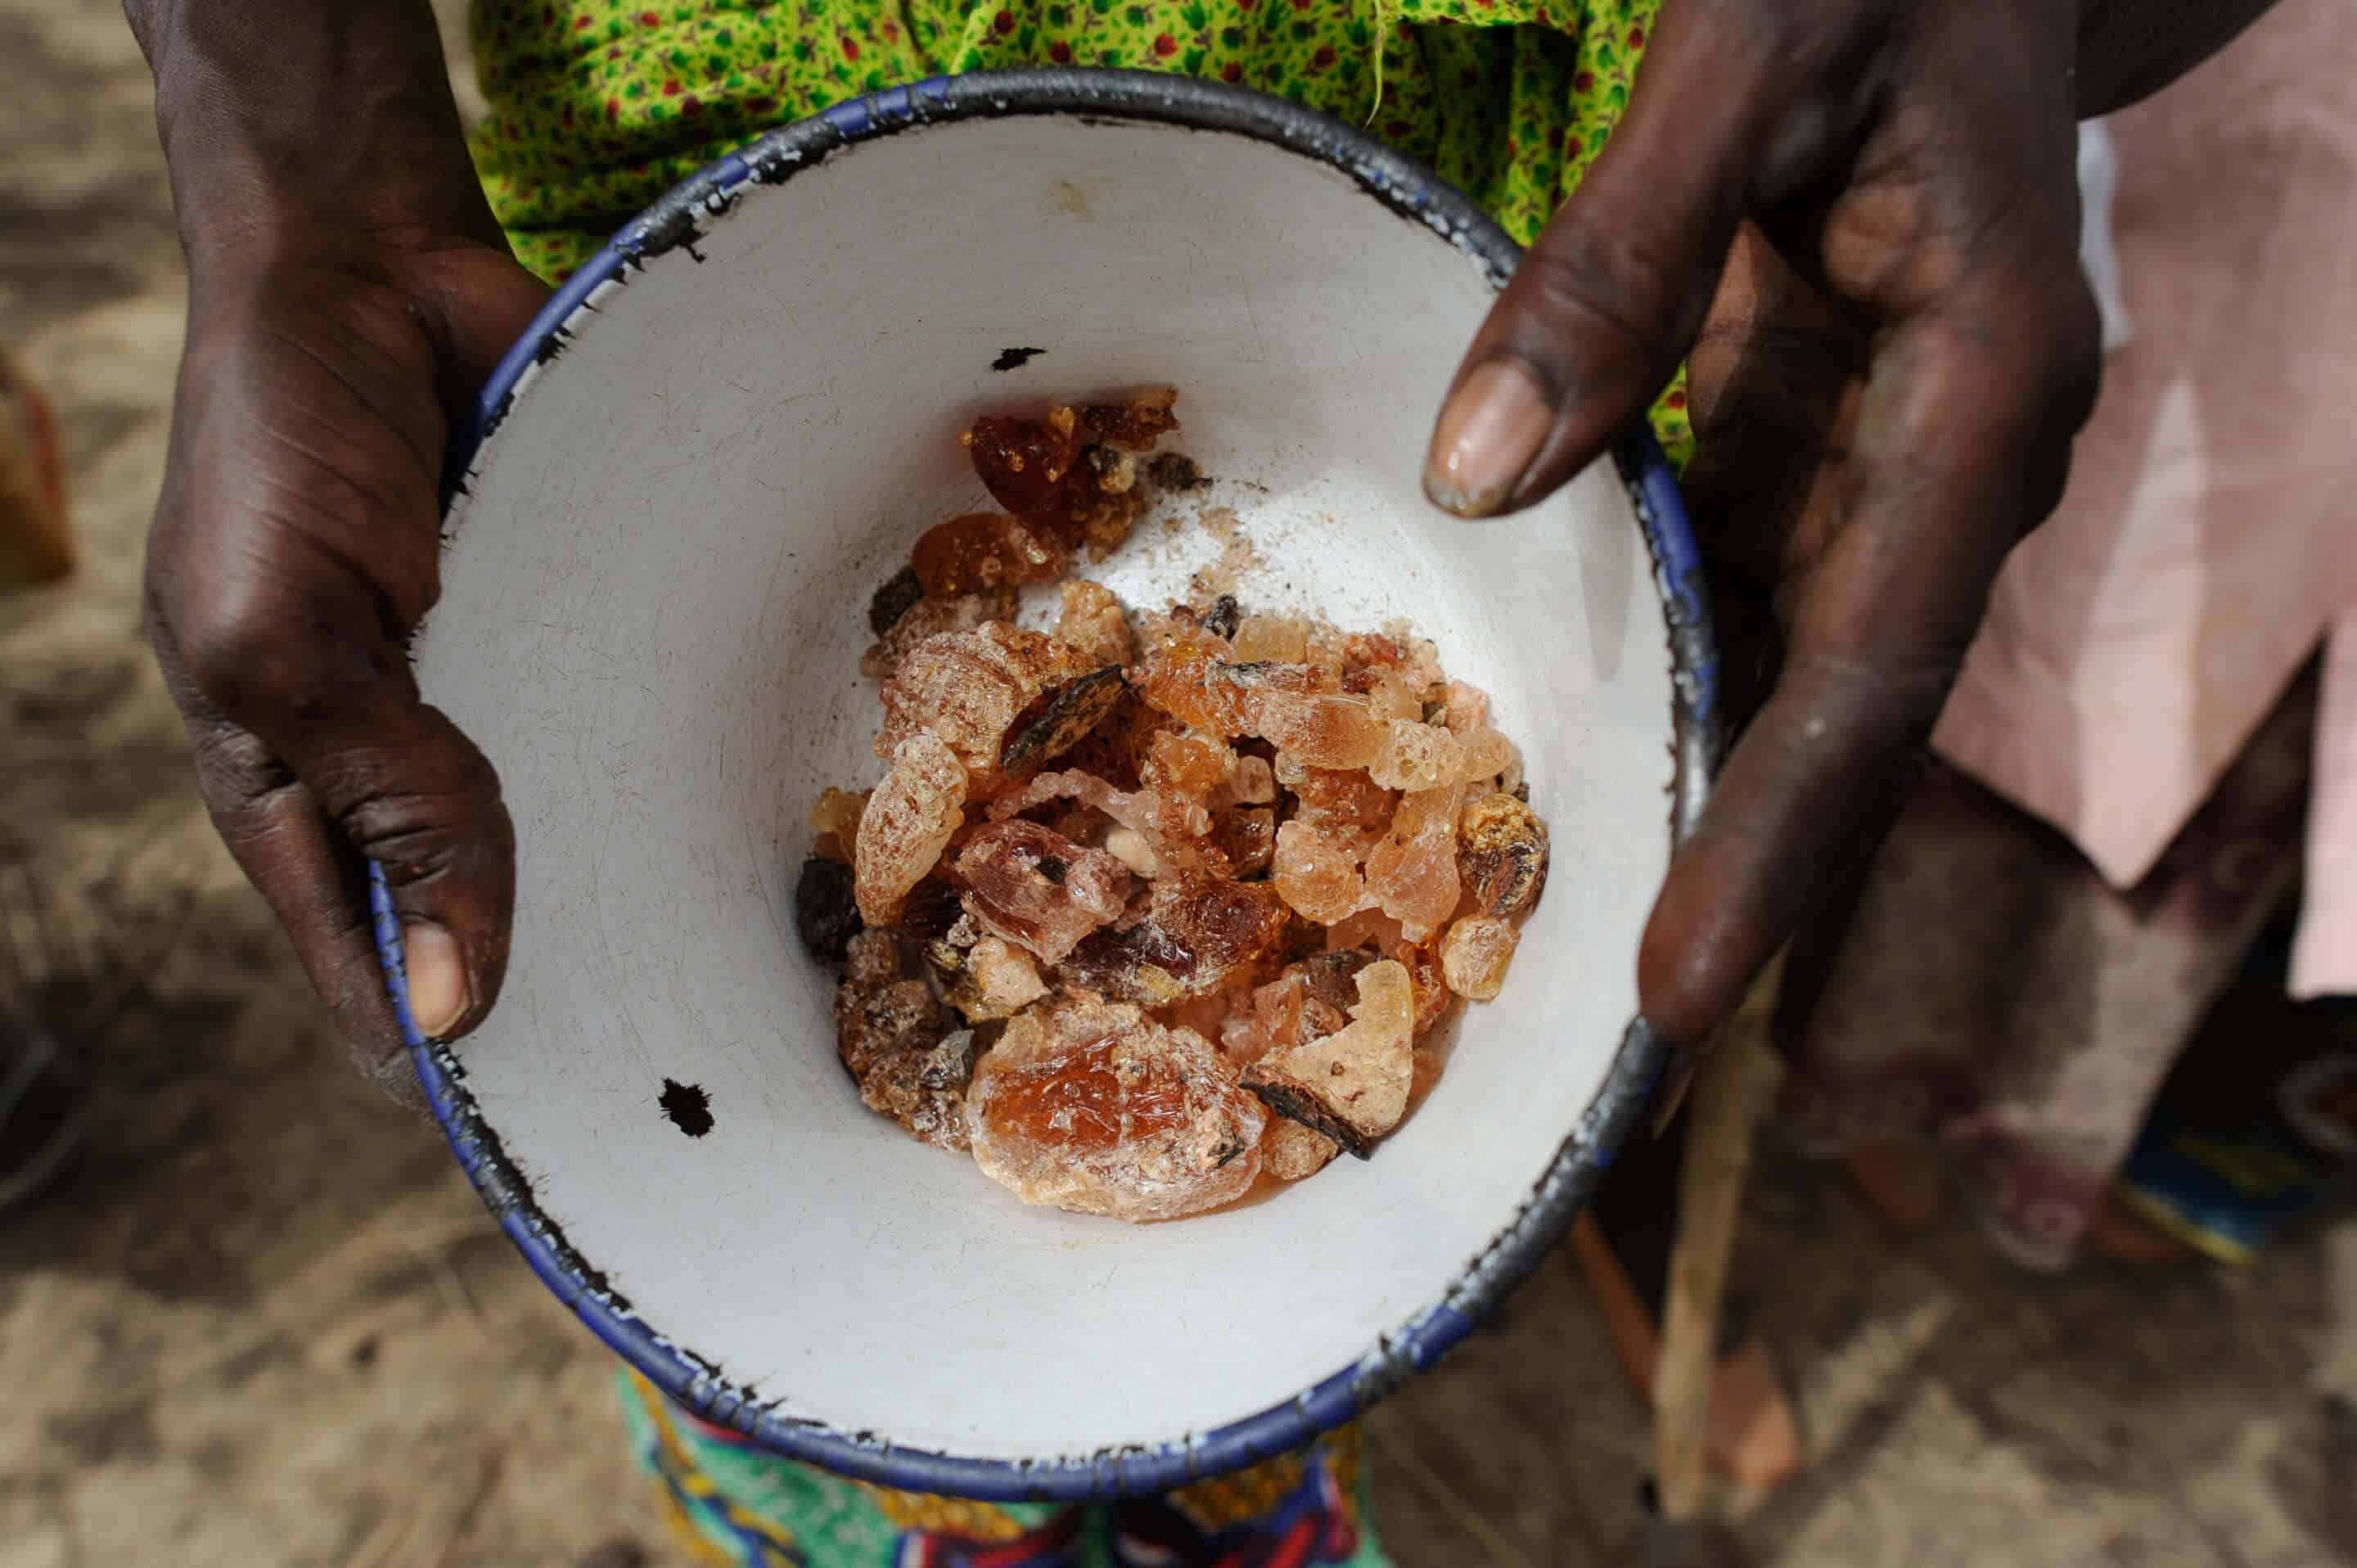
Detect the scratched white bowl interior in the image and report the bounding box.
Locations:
[426,113,1673,1462]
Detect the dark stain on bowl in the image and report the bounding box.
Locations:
[660,1079,715,1138]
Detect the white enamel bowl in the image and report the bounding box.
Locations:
[385,70,1714,1498]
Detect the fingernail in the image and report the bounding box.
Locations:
[1651,1055,1700,1139]
[402,921,472,1039]
[1424,359,1555,517]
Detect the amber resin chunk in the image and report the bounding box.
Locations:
[953,819,1133,965]
[877,624,1092,786]
[944,935,1050,1022]
[854,732,968,926]
[832,931,970,1149]
[1243,958,1415,1156]
[1458,791,1550,917]
[860,586,1018,683]
[966,995,1264,1220]
[1060,878,1287,1006]
[1263,1116,1341,1180]
[1440,914,1520,1001]
[1056,579,1134,666]
[912,511,1067,597]
[1363,783,1464,941]
[1272,820,1367,925]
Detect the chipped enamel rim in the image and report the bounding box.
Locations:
[376,69,1718,1501]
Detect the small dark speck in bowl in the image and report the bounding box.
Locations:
[660,1079,715,1138]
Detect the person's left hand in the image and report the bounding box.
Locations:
[1422,0,2105,1059]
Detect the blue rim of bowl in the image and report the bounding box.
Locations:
[382,67,1719,1502]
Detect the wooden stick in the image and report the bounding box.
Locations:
[1652,953,1787,1522]
[0,353,74,589]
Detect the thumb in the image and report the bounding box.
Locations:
[1423,9,1790,518]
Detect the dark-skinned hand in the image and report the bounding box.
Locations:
[147,236,547,1094]
[130,0,548,1093]
[1426,0,2117,1058]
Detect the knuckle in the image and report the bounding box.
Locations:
[337,752,511,886]
[174,583,399,729]
[1518,223,1692,379]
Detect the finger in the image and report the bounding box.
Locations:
[1422,4,1823,518]
[1637,263,2101,1050]
[191,719,430,1103]
[151,611,425,1095]
[187,615,516,1046]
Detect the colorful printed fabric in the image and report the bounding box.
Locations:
[618,1371,1389,1566]
[464,0,1689,460]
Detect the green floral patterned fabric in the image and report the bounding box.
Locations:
[465,0,1690,457]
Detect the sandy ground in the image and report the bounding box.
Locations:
[3,2,2355,1564]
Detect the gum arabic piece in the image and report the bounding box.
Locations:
[854,732,969,926]
[1296,947,1373,1014]
[1282,757,1396,836]
[953,819,1133,964]
[1221,966,1350,1066]
[877,624,1090,785]
[1145,730,1236,798]
[963,408,1082,514]
[794,856,863,964]
[1438,678,1491,734]
[859,1026,978,1151]
[1249,689,1384,769]
[1212,805,1275,879]
[989,768,1216,877]
[966,994,1264,1221]
[860,586,1018,682]
[1272,820,1368,925]
[944,935,1050,1022]
[833,930,946,1080]
[1243,958,1414,1156]
[1073,482,1139,561]
[1458,791,1551,917]
[1079,388,1180,451]
[1350,667,1425,725]
[1223,754,1277,807]
[1230,614,1309,665]
[998,665,1129,779]
[868,565,924,637]
[1367,719,1465,792]
[1102,827,1160,878]
[895,876,967,948]
[1399,938,1453,1036]
[1452,725,1517,786]
[1264,1116,1341,1181]
[1363,783,1463,941]
[1056,579,1134,667]
[1060,879,1287,1007]
[1440,914,1520,1001]
[807,786,868,863]
[912,511,1067,597]
[1135,640,1253,736]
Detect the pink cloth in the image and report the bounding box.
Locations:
[1930,0,2357,999]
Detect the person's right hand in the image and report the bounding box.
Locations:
[146,228,549,1095]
